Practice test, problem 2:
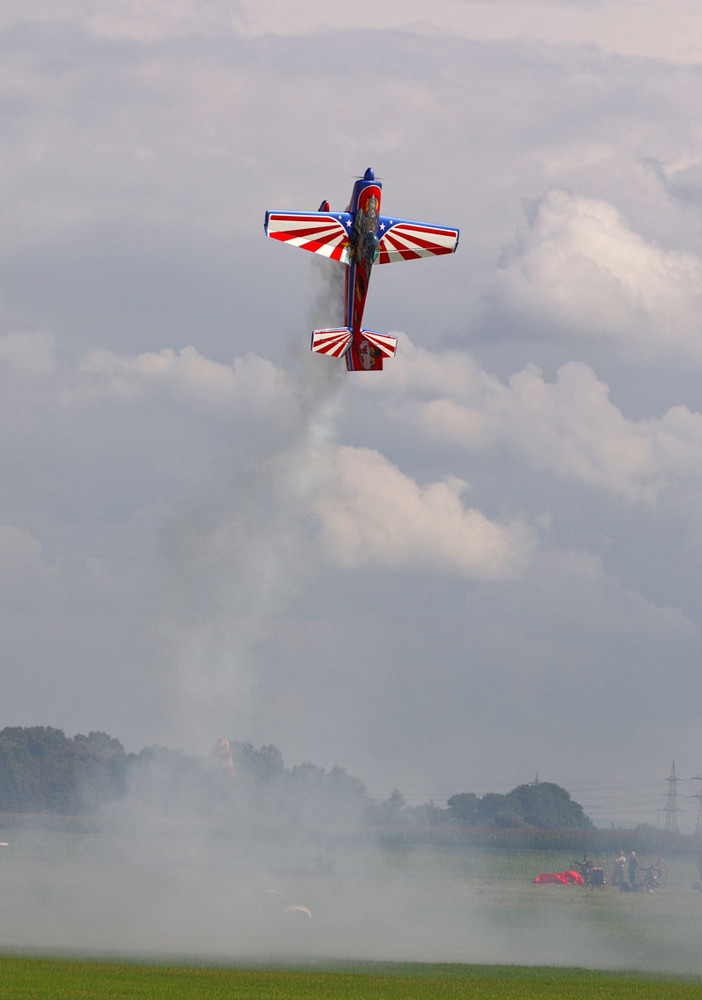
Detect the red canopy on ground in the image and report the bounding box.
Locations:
[535,870,584,884]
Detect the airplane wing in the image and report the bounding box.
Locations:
[264,211,353,263]
[377,217,459,264]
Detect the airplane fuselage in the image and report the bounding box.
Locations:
[344,169,383,370]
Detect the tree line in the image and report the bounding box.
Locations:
[0,725,593,830]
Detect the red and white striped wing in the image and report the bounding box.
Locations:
[377,218,459,264]
[361,330,398,358]
[265,211,352,263]
[311,328,352,357]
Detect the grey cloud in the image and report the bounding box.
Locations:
[645,156,702,211]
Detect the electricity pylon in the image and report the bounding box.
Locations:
[663,760,681,833]
[691,776,702,835]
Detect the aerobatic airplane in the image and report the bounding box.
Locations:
[264,168,459,370]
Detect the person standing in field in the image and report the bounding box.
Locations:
[612,850,626,887]
[628,850,639,887]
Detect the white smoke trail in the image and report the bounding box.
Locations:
[153,261,348,751]
[307,256,347,330]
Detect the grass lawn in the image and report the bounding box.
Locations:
[1,956,702,1000]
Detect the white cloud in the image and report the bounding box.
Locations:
[0,1,239,40]
[232,0,702,63]
[502,545,698,655]
[313,444,536,579]
[0,332,305,439]
[4,0,702,64]
[77,345,297,418]
[0,332,534,584]
[0,524,56,594]
[500,189,702,362]
[364,339,702,504]
[0,332,312,591]
[0,331,56,377]
[498,362,663,501]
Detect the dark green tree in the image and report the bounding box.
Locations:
[476,792,525,826]
[231,742,285,783]
[509,781,593,830]
[447,782,592,830]
[447,792,479,823]
[0,727,128,814]
[73,731,127,811]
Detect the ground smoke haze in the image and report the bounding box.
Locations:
[1,321,700,973]
[1,810,701,972]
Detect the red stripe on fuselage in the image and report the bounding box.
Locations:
[343,176,383,370]
[345,182,382,332]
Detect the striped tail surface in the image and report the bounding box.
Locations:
[311,327,352,357]
[360,330,398,358]
[345,330,398,371]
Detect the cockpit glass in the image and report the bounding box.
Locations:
[363,232,380,263]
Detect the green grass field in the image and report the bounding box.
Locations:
[2,828,702,992]
[1,956,701,999]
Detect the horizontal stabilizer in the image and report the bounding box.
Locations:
[311,327,352,357]
[345,330,398,371]
[360,329,397,358]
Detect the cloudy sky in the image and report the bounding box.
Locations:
[2,0,702,830]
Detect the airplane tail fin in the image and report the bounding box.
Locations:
[311,327,352,357]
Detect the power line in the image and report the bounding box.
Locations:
[369,766,702,829]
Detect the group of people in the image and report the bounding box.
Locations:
[612,850,664,889]
[612,849,637,887]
